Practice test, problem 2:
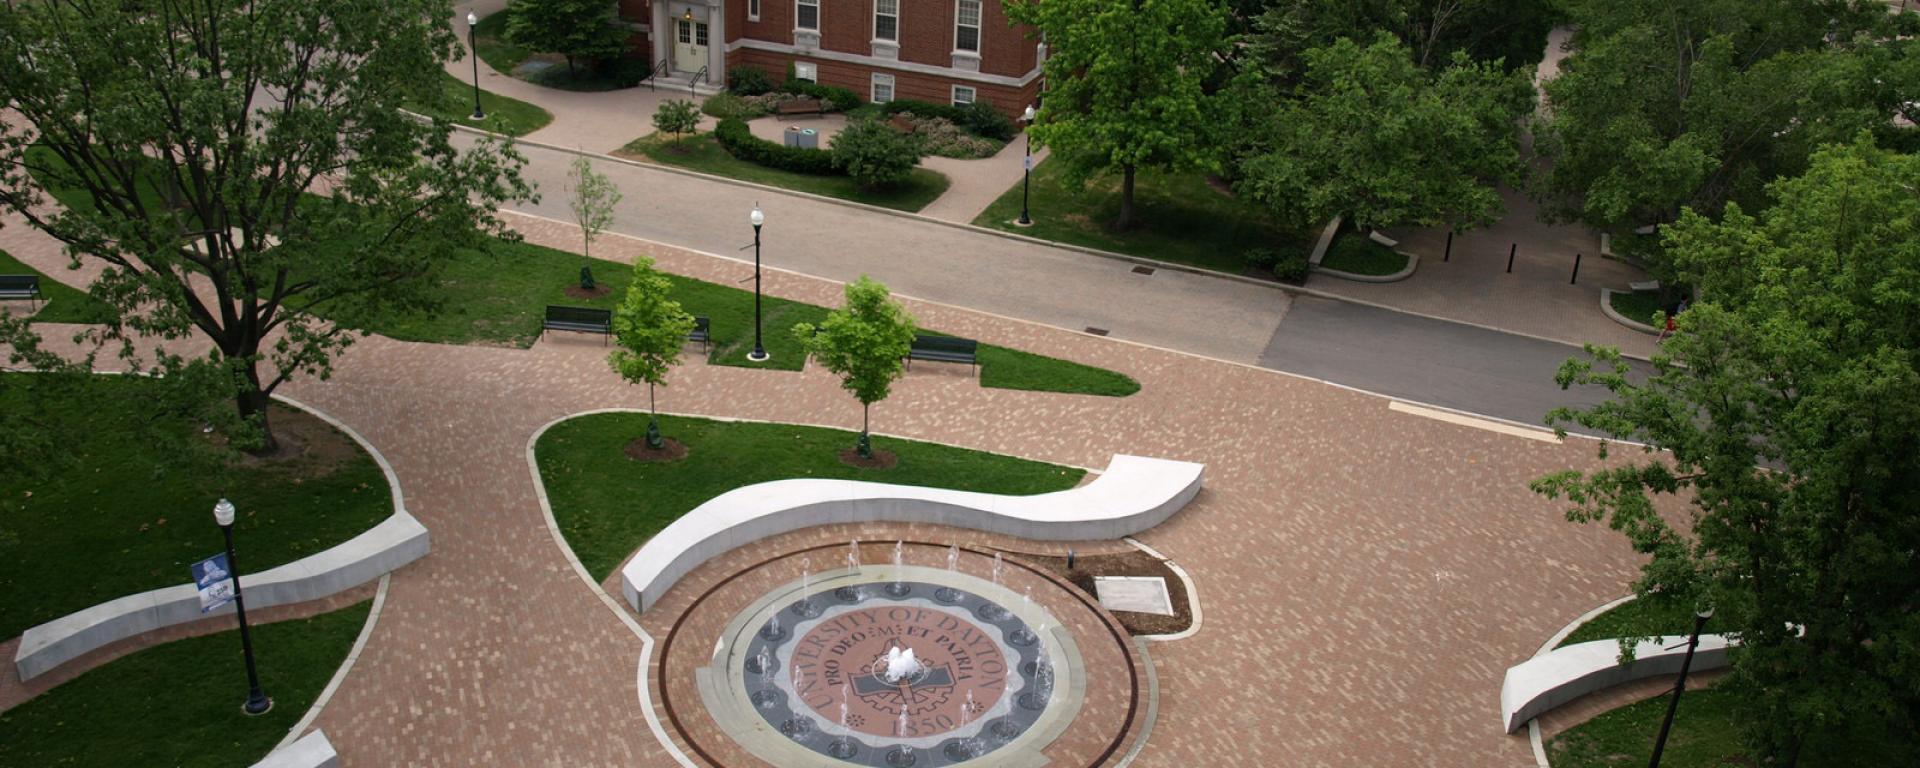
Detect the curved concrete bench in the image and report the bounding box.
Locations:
[14,511,429,681]
[1499,634,1734,733]
[621,454,1204,613]
[251,730,339,768]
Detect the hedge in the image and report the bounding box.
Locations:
[779,78,864,112]
[713,117,841,175]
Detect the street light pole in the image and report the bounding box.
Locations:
[748,205,768,362]
[1018,104,1036,227]
[214,499,272,715]
[1648,606,1714,768]
[466,12,486,121]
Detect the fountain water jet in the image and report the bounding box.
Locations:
[885,540,911,597]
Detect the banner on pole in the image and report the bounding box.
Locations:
[193,553,235,613]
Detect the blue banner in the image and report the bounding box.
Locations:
[192,553,235,613]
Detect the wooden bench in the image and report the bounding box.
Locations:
[688,315,711,350]
[907,334,978,373]
[0,275,42,311]
[775,98,825,120]
[542,305,612,343]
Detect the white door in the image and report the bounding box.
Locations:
[673,18,709,75]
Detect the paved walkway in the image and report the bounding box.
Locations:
[6,210,1654,766]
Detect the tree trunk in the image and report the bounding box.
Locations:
[235,373,278,455]
[859,402,872,457]
[1115,164,1137,231]
[647,383,663,449]
[566,55,577,76]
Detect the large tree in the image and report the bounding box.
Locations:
[1532,138,1920,766]
[1232,0,1559,76]
[0,0,533,453]
[1533,0,1915,259]
[1234,33,1533,231]
[1005,0,1227,230]
[504,0,629,77]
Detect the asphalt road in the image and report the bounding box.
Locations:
[489,137,1648,432]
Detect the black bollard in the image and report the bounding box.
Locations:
[1571,253,1582,285]
[1444,230,1453,262]
[1066,549,1076,571]
[1506,243,1516,273]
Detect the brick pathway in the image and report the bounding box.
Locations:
[5,210,1657,766]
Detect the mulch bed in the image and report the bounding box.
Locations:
[837,448,898,469]
[1018,548,1193,636]
[564,284,613,300]
[624,437,689,463]
[212,403,360,472]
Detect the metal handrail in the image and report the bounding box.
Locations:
[690,64,708,97]
[645,58,670,91]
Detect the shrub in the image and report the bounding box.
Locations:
[713,118,840,175]
[832,119,920,189]
[653,99,701,140]
[728,65,775,95]
[780,79,863,112]
[883,99,966,123]
[957,102,1017,141]
[1272,251,1310,282]
[603,57,653,88]
[1243,248,1281,270]
[894,114,999,159]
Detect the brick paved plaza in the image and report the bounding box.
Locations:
[5,209,1652,766]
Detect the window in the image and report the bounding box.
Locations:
[874,0,898,41]
[955,0,981,53]
[696,22,708,47]
[749,0,760,21]
[952,86,975,107]
[871,73,895,103]
[794,62,817,82]
[796,0,819,30]
[677,20,691,44]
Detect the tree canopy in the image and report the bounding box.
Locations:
[0,0,533,452]
[1234,33,1533,231]
[1232,0,1560,76]
[1534,0,1918,253]
[1006,0,1227,230]
[504,0,629,75]
[1532,138,1920,766]
[608,257,695,449]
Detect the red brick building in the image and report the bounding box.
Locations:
[615,0,1043,117]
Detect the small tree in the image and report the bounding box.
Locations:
[567,156,621,290]
[653,99,702,142]
[795,276,917,458]
[831,120,920,190]
[608,258,696,449]
[505,0,628,77]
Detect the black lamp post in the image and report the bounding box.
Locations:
[747,205,768,362]
[1017,104,1036,227]
[1647,605,1714,768]
[214,498,272,715]
[466,12,486,121]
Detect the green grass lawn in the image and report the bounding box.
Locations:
[619,133,951,213]
[1318,233,1410,276]
[0,374,392,639]
[403,71,554,137]
[0,248,115,324]
[359,239,1137,395]
[0,600,370,767]
[1610,289,1668,328]
[972,161,1309,274]
[1558,596,1705,648]
[536,413,1086,579]
[1547,684,1912,768]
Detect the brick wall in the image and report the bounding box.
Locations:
[728,47,1038,117]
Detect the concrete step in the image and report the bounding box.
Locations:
[645,74,725,98]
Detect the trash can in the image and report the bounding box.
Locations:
[783,126,803,148]
[796,128,819,150]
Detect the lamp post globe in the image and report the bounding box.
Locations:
[1017,105,1037,226]
[214,498,272,715]
[466,11,485,121]
[747,205,768,362]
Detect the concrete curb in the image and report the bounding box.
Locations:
[272,574,392,753]
[1598,289,1660,335]
[1312,251,1419,283]
[1122,536,1202,643]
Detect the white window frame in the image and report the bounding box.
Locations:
[749,0,760,22]
[796,0,819,31]
[873,0,899,42]
[871,73,895,103]
[951,85,976,107]
[954,0,982,54]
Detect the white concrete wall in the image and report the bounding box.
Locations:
[621,453,1204,613]
[251,730,340,768]
[14,512,429,681]
[1499,634,1734,734]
